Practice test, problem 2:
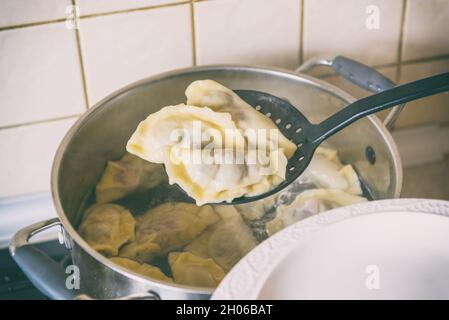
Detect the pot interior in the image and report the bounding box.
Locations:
[53,66,401,291]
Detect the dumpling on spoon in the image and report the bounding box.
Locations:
[126,80,296,205]
[185,80,296,158]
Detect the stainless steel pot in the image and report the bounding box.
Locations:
[10,56,403,300]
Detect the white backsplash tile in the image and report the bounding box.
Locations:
[402,0,449,61]
[76,0,184,16]
[195,0,301,70]
[0,22,85,128]
[0,117,77,198]
[79,5,193,105]
[303,0,403,66]
[0,0,70,28]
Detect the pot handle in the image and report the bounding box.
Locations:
[9,218,161,300]
[9,218,80,300]
[296,55,405,130]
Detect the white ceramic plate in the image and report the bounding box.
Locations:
[212,199,449,300]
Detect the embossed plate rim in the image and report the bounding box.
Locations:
[211,198,449,300]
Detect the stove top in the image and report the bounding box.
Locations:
[0,240,69,300]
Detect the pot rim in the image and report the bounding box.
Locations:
[50,64,403,295]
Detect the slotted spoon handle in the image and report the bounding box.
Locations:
[309,72,449,145]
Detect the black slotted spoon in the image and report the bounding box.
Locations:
[227,71,449,205]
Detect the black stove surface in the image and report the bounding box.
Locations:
[0,240,70,300]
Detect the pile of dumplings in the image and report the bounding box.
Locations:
[77,79,368,289]
[78,153,259,288]
[78,145,367,288]
[264,146,368,235]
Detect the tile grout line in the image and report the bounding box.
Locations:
[402,53,449,65]
[74,29,90,109]
[299,0,305,65]
[396,0,408,83]
[190,1,197,66]
[72,0,90,109]
[0,18,66,32]
[79,1,191,20]
[0,1,190,31]
[0,114,82,131]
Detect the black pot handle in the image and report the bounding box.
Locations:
[331,56,395,92]
[9,218,161,300]
[297,55,405,130]
[9,218,81,300]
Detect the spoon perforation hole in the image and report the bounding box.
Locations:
[275,118,282,124]
[265,112,272,118]
[289,166,295,171]
[255,105,262,111]
[285,123,292,129]
[295,128,302,133]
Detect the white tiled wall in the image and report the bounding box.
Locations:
[80,4,193,105]
[0,0,449,198]
[75,0,185,16]
[303,0,403,67]
[0,118,77,198]
[402,0,449,61]
[0,0,70,28]
[0,22,85,127]
[195,0,301,69]
[397,59,449,127]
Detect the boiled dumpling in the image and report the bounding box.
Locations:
[339,164,363,195]
[119,202,219,262]
[266,188,368,235]
[354,159,391,194]
[78,204,135,256]
[127,104,258,205]
[126,80,296,205]
[127,103,287,205]
[183,228,210,259]
[127,104,239,165]
[299,147,363,195]
[110,257,172,282]
[95,152,168,204]
[168,252,225,288]
[185,80,297,158]
[184,205,258,271]
[234,195,276,220]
